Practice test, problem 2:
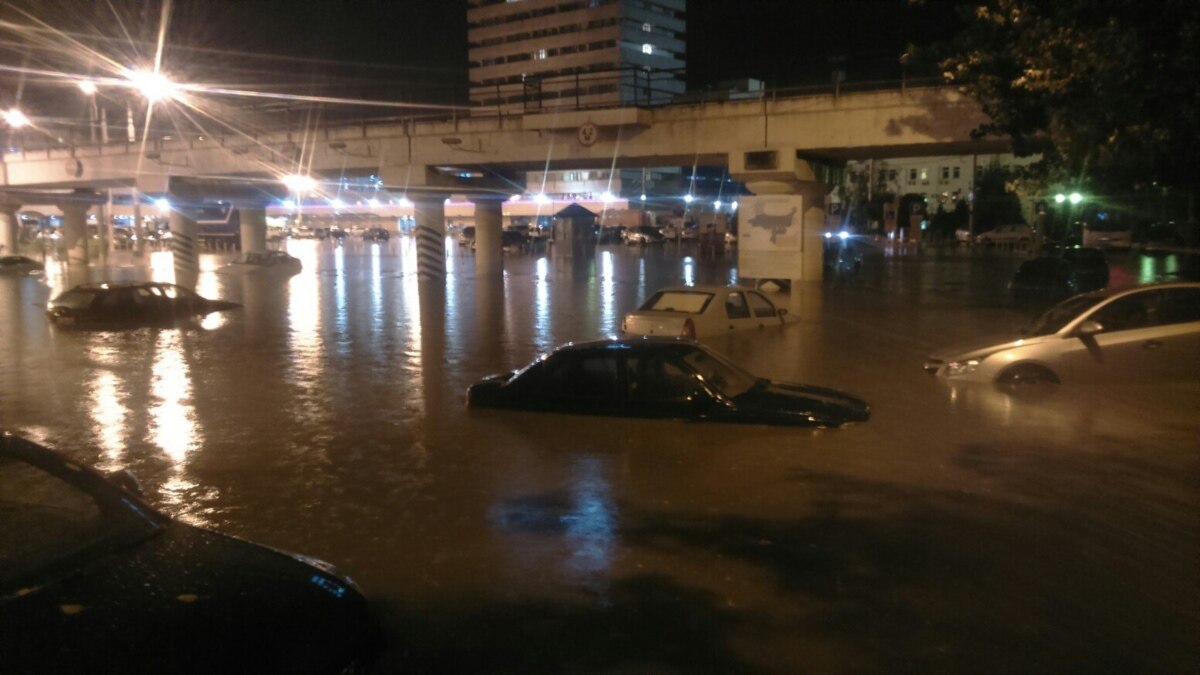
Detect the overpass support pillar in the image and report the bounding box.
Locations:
[412,196,446,280]
[473,198,503,276]
[238,207,267,253]
[61,201,90,269]
[731,150,831,316]
[0,201,20,256]
[169,208,199,289]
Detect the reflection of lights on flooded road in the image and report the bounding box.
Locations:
[149,331,198,464]
[196,266,227,330]
[286,242,325,417]
[149,250,175,284]
[600,251,615,335]
[535,257,551,350]
[564,457,616,579]
[682,256,695,286]
[370,244,382,330]
[87,344,129,470]
[334,245,347,338]
[148,331,210,525]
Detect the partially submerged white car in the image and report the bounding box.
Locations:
[622,285,787,339]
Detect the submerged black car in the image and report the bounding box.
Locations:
[46,282,240,328]
[0,432,376,673]
[1010,246,1109,302]
[468,338,870,427]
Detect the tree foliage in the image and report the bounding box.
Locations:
[929,0,1200,195]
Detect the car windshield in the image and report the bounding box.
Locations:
[1023,293,1108,336]
[680,346,759,397]
[0,450,157,584]
[639,291,713,313]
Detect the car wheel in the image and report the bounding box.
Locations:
[997,364,1059,387]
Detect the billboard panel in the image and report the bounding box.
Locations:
[737,195,806,280]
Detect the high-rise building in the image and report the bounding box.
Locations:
[467,0,686,113]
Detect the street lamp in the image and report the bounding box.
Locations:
[3,108,31,128]
[77,80,98,95]
[126,69,177,103]
[281,174,318,194]
[1068,192,1083,205]
[1054,193,1066,204]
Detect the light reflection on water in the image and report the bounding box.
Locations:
[3,241,1196,653]
[599,251,615,336]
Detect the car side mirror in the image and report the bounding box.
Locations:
[106,469,144,496]
[1075,320,1103,337]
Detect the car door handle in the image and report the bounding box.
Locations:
[1143,340,1162,350]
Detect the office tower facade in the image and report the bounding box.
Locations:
[467,0,686,113]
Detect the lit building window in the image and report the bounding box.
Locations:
[643,22,652,32]
[536,49,547,60]
[920,168,928,183]
[642,43,653,55]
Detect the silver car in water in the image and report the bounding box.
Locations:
[925,283,1200,385]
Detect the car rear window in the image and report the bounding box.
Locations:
[639,291,713,313]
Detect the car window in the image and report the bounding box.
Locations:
[1090,294,1151,333]
[539,352,618,401]
[639,291,713,313]
[746,292,777,318]
[724,292,750,320]
[627,354,696,403]
[680,346,758,397]
[99,289,137,310]
[1149,288,1200,325]
[1024,294,1107,336]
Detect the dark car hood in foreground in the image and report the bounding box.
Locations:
[730,381,871,426]
[0,522,373,674]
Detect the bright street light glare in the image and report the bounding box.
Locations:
[281,174,318,194]
[1069,192,1083,205]
[367,198,381,208]
[714,200,722,208]
[126,69,177,102]
[78,81,98,95]
[3,108,31,128]
[731,201,738,211]
[330,198,345,209]
[640,194,647,201]
[683,194,694,203]
[600,191,615,203]
[1054,193,1066,204]
[838,231,850,240]
[533,193,551,205]
[153,198,170,213]
[398,197,413,208]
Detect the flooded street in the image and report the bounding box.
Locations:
[2,238,1197,673]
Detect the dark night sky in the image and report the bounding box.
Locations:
[167,0,960,99]
[3,0,962,108]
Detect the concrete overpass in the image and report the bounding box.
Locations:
[1,85,1002,285]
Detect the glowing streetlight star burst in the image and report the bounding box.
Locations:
[126,69,177,102]
[3,108,31,128]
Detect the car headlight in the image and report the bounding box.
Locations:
[943,359,980,376]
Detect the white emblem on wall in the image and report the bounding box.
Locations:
[577,122,599,147]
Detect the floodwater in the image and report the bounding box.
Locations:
[1,237,1197,673]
